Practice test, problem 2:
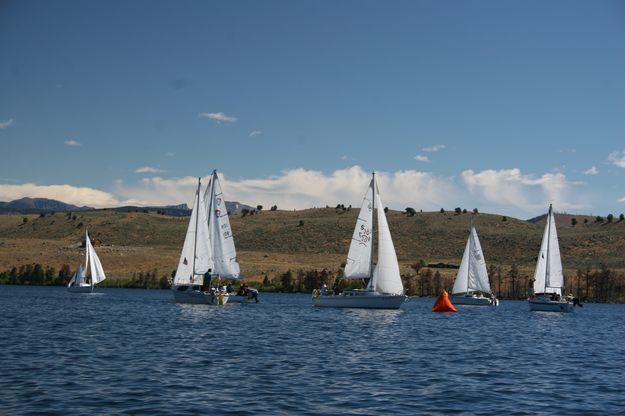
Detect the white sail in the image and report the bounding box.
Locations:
[452,225,491,295]
[173,181,213,285]
[533,205,564,295]
[207,171,240,278]
[370,193,404,295]
[86,233,106,284]
[343,179,374,279]
[67,264,85,287]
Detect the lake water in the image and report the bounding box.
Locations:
[1,286,624,415]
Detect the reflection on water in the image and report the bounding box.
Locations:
[1,287,624,415]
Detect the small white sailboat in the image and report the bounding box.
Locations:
[67,230,106,293]
[172,171,247,305]
[450,222,498,306]
[313,172,406,309]
[528,204,573,312]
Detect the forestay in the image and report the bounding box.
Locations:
[533,206,564,295]
[452,225,491,295]
[207,171,240,278]
[344,179,374,279]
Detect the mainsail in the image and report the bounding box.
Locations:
[343,178,374,279]
[533,205,564,295]
[86,232,106,285]
[452,225,491,295]
[206,171,240,278]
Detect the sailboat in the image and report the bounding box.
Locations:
[312,172,407,309]
[67,230,106,293]
[450,222,498,306]
[528,204,573,312]
[172,171,246,305]
[205,170,256,303]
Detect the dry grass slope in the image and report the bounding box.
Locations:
[1,208,624,281]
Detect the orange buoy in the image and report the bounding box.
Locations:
[432,289,458,313]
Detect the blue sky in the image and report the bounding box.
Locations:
[1,0,624,218]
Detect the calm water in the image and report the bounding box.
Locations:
[1,286,624,415]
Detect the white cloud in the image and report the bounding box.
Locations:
[0,118,15,129]
[249,130,262,137]
[135,166,164,174]
[608,151,625,168]
[0,183,120,208]
[64,140,81,146]
[110,166,455,212]
[461,168,584,213]
[422,144,446,152]
[619,196,625,203]
[165,152,175,157]
[198,112,237,123]
[340,155,348,161]
[414,155,430,163]
[583,166,598,175]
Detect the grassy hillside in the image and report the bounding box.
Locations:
[1,208,624,281]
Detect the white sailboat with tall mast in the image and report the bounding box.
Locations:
[528,204,573,312]
[67,229,106,293]
[171,174,229,305]
[312,172,406,309]
[205,170,257,303]
[450,222,497,306]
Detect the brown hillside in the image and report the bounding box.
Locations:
[1,209,624,280]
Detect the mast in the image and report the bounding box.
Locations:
[370,171,376,280]
[466,220,472,293]
[544,204,552,293]
[84,227,89,278]
[191,177,201,282]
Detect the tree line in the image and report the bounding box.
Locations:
[4,262,625,303]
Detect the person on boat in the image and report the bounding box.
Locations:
[203,269,212,292]
[226,283,234,294]
[527,278,535,298]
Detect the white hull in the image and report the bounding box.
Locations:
[528,296,573,312]
[172,286,229,305]
[67,284,93,293]
[313,290,406,309]
[451,293,496,306]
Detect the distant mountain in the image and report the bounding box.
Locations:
[0,197,93,213]
[0,198,255,216]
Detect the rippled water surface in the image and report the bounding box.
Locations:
[1,286,624,415]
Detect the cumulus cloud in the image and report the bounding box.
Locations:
[608,151,625,168]
[198,112,237,123]
[64,140,81,146]
[422,144,446,152]
[249,130,262,137]
[110,166,455,212]
[0,183,120,208]
[414,155,430,163]
[583,166,598,176]
[0,118,15,129]
[461,168,584,213]
[135,166,164,174]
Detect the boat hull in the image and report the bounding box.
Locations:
[451,294,496,306]
[528,297,573,312]
[172,286,229,305]
[67,284,93,293]
[313,291,406,309]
